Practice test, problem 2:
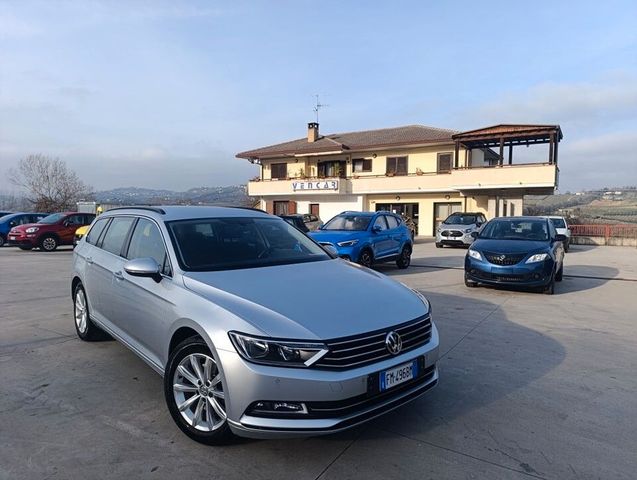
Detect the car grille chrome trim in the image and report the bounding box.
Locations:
[441,230,463,238]
[484,251,526,265]
[314,315,432,370]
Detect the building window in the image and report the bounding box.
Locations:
[271,163,287,179]
[274,201,289,215]
[386,156,407,176]
[318,161,346,178]
[353,158,372,173]
[437,153,453,173]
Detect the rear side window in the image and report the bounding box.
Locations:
[126,218,170,275]
[373,216,389,231]
[66,214,85,226]
[386,215,399,229]
[100,217,135,256]
[86,218,109,245]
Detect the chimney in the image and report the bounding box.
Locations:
[307,122,319,143]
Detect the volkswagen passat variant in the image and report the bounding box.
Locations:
[71,206,439,444]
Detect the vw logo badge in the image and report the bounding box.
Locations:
[385,331,402,355]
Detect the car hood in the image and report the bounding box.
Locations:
[308,230,365,243]
[182,259,427,340]
[9,222,38,233]
[472,238,548,253]
[440,223,476,230]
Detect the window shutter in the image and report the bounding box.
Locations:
[288,201,297,214]
[265,201,274,214]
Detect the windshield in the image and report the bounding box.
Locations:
[479,219,549,241]
[550,218,566,228]
[444,214,477,225]
[38,213,66,224]
[322,214,372,231]
[167,217,330,271]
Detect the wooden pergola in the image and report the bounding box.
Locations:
[452,124,563,168]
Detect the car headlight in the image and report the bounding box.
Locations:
[26,227,39,233]
[525,253,549,263]
[337,239,359,247]
[468,249,482,261]
[229,332,328,367]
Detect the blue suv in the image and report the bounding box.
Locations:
[309,211,413,269]
[0,212,48,247]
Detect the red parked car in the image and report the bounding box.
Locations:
[7,212,95,251]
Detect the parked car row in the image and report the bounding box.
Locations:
[4,212,95,251]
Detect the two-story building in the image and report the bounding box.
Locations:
[237,123,562,236]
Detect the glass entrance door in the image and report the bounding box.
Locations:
[433,202,462,232]
[376,203,419,235]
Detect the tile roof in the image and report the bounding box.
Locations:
[236,125,458,159]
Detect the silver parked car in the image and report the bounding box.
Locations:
[435,212,487,248]
[547,216,571,252]
[71,206,439,444]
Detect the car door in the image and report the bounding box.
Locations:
[60,214,84,244]
[80,217,111,320]
[109,217,176,367]
[384,214,402,255]
[93,216,137,334]
[371,215,391,258]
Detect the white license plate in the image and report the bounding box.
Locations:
[379,359,418,391]
[9,236,16,240]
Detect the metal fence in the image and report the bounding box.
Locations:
[571,224,637,239]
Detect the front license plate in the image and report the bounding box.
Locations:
[9,236,16,241]
[380,359,418,391]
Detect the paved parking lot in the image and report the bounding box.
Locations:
[1,243,636,479]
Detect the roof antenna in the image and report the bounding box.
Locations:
[313,94,328,123]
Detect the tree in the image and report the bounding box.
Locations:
[8,155,92,212]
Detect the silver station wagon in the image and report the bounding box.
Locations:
[71,206,439,444]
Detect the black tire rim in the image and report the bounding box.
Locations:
[360,251,372,267]
[400,248,411,266]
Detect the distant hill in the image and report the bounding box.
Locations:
[524,187,637,224]
[94,185,251,207]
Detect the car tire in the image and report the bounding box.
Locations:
[0,234,5,247]
[464,273,478,288]
[543,273,555,295]
[396,246,411,269]
[435,242,443,248]
[73,283,107,341]
[555,265,564,282]
[40,235,58,252]
[19,246,33,251]
[564,242,569,253]
[358,249,374,268]
[164,337,234,445]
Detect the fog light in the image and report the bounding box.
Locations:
[533,273,541,279]
[249,400,308,416]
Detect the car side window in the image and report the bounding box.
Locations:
[100,217,135,256]
[385,215,399,229]
[84,214,96,225]
[66,215,84,226]
[373,216,389,231]
[86,218,110,245]
[17,215,32,225]
[126,218,170,276]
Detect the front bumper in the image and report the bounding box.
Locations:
[318,241,362,262]
[436,231,473,246]
[465,256,554,287]
[216,323,440,439]
[6,233,37,247]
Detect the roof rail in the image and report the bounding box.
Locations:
[229,206,268,214]
[106,206,166,215]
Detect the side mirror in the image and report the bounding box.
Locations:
[555,234,567,243]
[476,222,482,228]
[470,231,479,239]
[372,225,382,233]
[124,257,162,282]
[323,244,338,257]
[63,220,70,227]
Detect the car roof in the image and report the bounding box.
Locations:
[491,216,548,222]
[447,212,482,215]
[101,205,270,222]
[545,215,566,219]
[339,211,389,217]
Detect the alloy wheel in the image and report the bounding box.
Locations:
[42,237,57,251]
[74,289,88,333]
[359,251,373,268]
[172,353,226,432]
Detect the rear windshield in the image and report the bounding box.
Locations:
[167,217,330,271]
[479,219,549,241]
[38,213,66,224]
[550,218,566,228]
[322,214,372,231]
[444,214,477,225]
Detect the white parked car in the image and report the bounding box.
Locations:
[547,216,571,252]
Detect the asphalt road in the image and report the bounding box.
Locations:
[1,243,636,479]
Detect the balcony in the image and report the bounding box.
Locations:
[247,163,558,197]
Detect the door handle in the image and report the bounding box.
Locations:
[85,256,93,264]
[113,271,124,280]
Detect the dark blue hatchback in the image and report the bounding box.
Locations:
[464,217,566,294]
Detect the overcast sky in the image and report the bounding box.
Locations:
[1,0,636,193]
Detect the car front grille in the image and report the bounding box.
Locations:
[314,315,432,370]
[484,252,526,265]
[473,271,528,282]
[441,230,463,238]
